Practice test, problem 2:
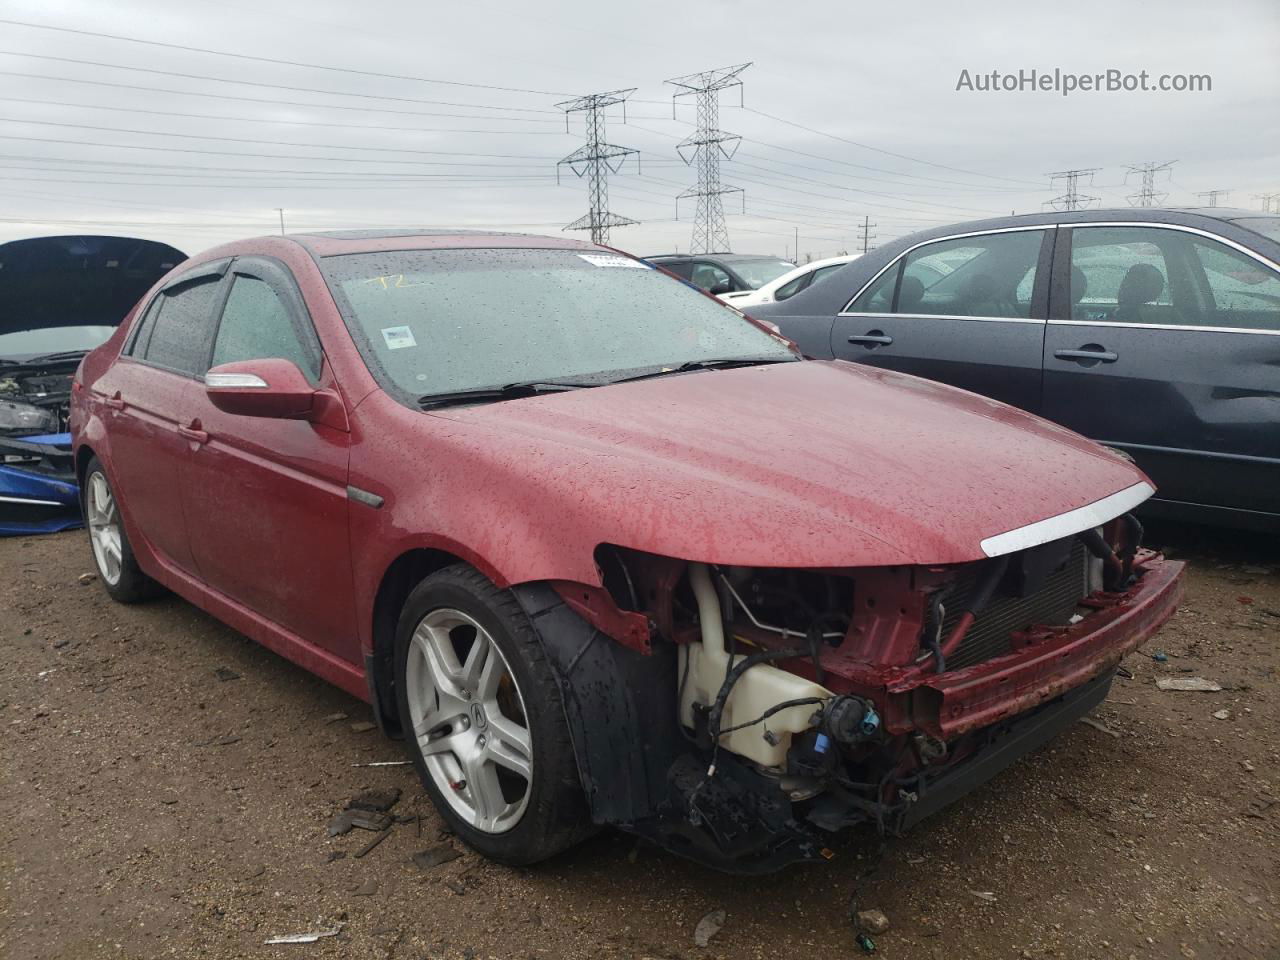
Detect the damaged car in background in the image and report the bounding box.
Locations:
[0,235,184,534]
[71,230,1184,873]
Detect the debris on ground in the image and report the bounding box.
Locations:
[693,909,726,948]
[352,878,378,897]
[1151,651,1169,662]
[354,830,389,858]
[411,844,461,870]
[213,667,240,682]
[969,890,998,904]
[350,760,411,767]
[856,932,877,953]
[77,572,96,585]
[321,712,347,724]
[52,638,70,649]
[1241,760,1256,773]
[327,812,354,837]
[348,811,392,832]
[347,788,401,813]
[349,720,377,733]
[1079,717,1121,738]
[324,851,346,863]
[1156,677,1223,692]
[1213,709,1231,720]
[263,926,343,945]
[855,909,891,934]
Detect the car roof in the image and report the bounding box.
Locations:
[287,229,601,258]
[644,252,787,262]
[887,207,1271,248]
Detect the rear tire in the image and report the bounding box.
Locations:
[394,564,590,865]
[82,457,159,604]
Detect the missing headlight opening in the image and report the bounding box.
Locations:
[567,523,1164,871]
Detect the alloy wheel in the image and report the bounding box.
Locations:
[86,471,123,586]
[405,608,533,833]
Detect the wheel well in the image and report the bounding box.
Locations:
[368,548,468,737]
[75,444,96,490]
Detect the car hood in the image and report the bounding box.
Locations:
[432,360,1149,569]
[0,235,186,337]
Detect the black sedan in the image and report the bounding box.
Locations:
[746,208,1280,531]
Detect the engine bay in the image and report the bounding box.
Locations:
[0,363,76,437]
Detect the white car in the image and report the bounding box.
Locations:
[725,254,861,308]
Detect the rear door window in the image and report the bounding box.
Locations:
[1069,228,1175,323]
[141,275,223,375]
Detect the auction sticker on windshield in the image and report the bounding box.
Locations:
[577,254,650,268]
[380,326,417,350]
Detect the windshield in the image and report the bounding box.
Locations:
[1227,216,1280,244]
[720,257,797,289]
[320,248,796,401]
[0,325,117,360]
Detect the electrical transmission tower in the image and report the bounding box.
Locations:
[556,89,639,245]
[1046,169,1101,211]
[1196,189,1230,208]
[1255,192,1280,214]
[666,63,750,254]
[858,216,877,254]
[1124,161,1176,207]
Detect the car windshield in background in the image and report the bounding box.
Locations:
[320,248,796,402]
[1227,216,1280,244]
[720,257,797,289]
[0,325,118,360]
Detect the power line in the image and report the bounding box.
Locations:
[0,69,566,123]
[1255,192,1280,214]
[0,133,564,168]
[1046,169,1100,211]
[737,106,1043,188]
[0,114,562,160]
[0,95,570,135]
[556,90,640,244]
[0,51,562,113]
[0,18,573,96]
[1124,161,1176,207]
[667,63,750,253]
[1196,189,1230,207]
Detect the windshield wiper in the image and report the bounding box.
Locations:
[417,379,590,410]
[20,350,90,366]
[605,355,797,385]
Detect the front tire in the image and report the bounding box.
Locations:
[82,457,159,604]
[394,565,590,865]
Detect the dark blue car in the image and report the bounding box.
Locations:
[746,208,1280,531]
[0,235,185,535]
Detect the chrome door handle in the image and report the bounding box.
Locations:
[848,332,894,347]
[177,423,209,444]
[1054,347,1118,363]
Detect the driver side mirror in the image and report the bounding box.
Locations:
[205,358,317,420]
[708,279,734,296]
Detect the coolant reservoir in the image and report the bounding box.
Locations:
[679,642,831,770]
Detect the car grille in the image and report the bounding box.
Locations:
[939,541,1091,671]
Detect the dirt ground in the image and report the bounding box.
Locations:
[1,522,1276,960]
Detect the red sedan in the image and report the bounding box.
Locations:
[70,230,1183,872]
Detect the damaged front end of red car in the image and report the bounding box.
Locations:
[512,512,1184,874]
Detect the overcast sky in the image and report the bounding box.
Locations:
[0,0,1276,261]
